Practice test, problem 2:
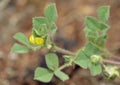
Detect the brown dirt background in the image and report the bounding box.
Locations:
[0,0,120,85]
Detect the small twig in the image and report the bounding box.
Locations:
[103,59,120,66]
[54,45,76,56]
[110,55,120,61]
[58,63,70,71]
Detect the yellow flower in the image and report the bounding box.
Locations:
[29,35,44,45]
[34,37,44,45]
[29,35,35,44]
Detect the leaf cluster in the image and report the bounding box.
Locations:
[74,6,110,75]
[34,53,69,82]
[12,4,58,53]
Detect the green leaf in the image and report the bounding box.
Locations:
[45,53,59,70]
[34,67,53,83]
[97,6,110,24]
[74,50,89,69]
[13,32,30,46]
[84,43,100,56]
[85,16,100,31]
[55,70,69,81]
[33,24,47,37]
[95,35,107,48]
[50,22,57,36]
[63,55,75,63]
[76,60,91,69]
[99,22,108,30]
[88,63,102,76]
[85,16,108,31]
[84,27,98,42]
[32,17,48,37]
[33,17,48,28]
[44,3,58,22]
[84,27,107,48]
[11,43,29,53]
[84,27,98,37]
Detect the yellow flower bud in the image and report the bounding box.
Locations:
[29,35,44,45]
[29,35,35,44]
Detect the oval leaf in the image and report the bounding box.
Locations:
[88,63,102,76]
[34,67,53,83]
[97,6,110,24]
[44,3,58,22]
[13,32,30,46]
[11,43,29,53]
[55,70,69,81]
[45,53,59,70]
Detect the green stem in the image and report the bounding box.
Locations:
[58,63,71,71]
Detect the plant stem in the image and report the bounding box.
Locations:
[103,59,120,66]
[54,45,120,67]
[54,45,76,56]
[103,49,120,61]
[111,56,120,61]
[58,63,70,71]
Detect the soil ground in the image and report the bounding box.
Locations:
[0,0,120,85]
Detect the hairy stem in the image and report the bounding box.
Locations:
[103,59,120,66]
[58,63,70,71]
[103,49,120,60]
[54,45,120,66]
[54,45,76,56]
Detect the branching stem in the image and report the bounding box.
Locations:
[58,63,70,71]
[54,45,120,67]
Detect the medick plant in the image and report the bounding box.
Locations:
[11,3,120,83]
